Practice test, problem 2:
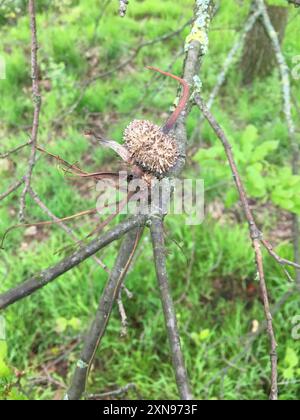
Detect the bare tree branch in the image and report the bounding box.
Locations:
[19,0,41,222]
[170,0,215,177]
[0,178,24,202]
[0,140,32,159]
[253,239,278,400]
[151,216,192,400]
[66,228,143,400]
[0,216,146,310]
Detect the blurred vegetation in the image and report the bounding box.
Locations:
[0,0,300,400]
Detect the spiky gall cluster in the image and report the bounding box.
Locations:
[124,120,178,175]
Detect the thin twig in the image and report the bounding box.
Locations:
[0,140,32,159]
[19,0,41,222]
[1,208,99,249]
[260,238,300,270]
[253,240,278,400]
[0,178,24,202]
[87,383,137,400]
[29,188,110,273]
[196,97,278,400]
[117,290,128,337]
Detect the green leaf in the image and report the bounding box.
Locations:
[55,317,68,333]
[271,188,296,212]
[268,0,288,7]
[285,347,299,369]
[283,367,294,381]
[193,146,223,163]
[246,164,266,198]
[68,317,81,331]
[240,125,258,158]
[0,341,7,360]
[198,329,211,341]
[7,388,28,400]
[0,359,11,378]
[0,341,11,379]
[225,188,238,208]
[251,141,279,162]
[191,329,211,345]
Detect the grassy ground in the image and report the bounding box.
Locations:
[0,0,300,400]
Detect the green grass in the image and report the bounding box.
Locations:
[0,0,300,400]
